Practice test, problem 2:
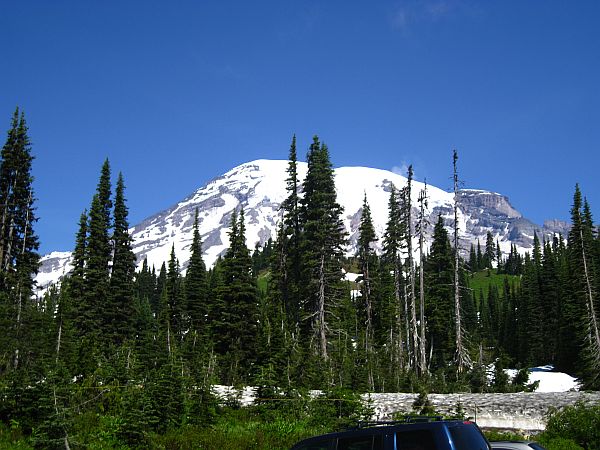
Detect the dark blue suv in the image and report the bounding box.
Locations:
[291,417,491,450]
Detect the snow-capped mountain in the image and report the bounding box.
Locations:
[35,159,568,292]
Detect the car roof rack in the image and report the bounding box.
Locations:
[355,416,445,428]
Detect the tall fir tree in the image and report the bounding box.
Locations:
[357,193,377,389]
[381,184,407,376]
[217,207,258,384]
[166,245,184,341]
[567,186,600,387]
[0,109,40,371]
[299,136,346,365]
[107,172,136,345]
[185,208,208,346]
[281,135,302,324]
[425,215,454,369]
[83,160,113,339]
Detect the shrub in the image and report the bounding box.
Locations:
[540,401,600,450]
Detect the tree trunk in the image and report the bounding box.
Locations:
[453,150,470,373]
[317,252,328,361]
[406,167,419,374]
[418,185,428,375]
[580,228,600,373]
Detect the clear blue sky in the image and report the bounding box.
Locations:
[1,1,599,254]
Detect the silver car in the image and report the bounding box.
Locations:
[490,442,546,450]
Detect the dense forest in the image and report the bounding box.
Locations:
[1,110,599,448]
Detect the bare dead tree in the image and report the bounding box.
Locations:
[453,150,471,373]
[417,181,429,375]
[579,226,600,379]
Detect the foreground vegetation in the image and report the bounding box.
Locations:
[1,395,598,449]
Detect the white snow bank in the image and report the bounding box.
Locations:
[505,365,580,392]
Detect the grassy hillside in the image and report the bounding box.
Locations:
[468,269,520,301]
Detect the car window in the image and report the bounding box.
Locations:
[395,430,436,450]
[447,423,490,450]
[337,434,383,450]
[528,444,547,450]
[293,438,334,450]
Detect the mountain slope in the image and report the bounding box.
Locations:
[36,159,568,291]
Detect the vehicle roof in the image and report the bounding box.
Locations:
[490,441,541,449]
[291,419,481,448]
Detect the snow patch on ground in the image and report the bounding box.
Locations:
[504,365,580,392]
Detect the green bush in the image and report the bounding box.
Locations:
[540,401,600,450]
[538,436,584,450]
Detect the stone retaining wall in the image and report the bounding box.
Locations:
[363,392,600,432]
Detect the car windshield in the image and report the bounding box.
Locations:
[447,423,490,450]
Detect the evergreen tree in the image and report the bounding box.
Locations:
[468,244,478,272]
[0,109,40,370]
[166,245,184,340]
[425,215,454,369]
[381,184,407,376]
[185,208,208,346]
[107,172,136,344]
[357,193,377,389]
[83,160,113,339]
[217,208,258,384]
[483,231,495,270]
[299,136,346,363]
[567,186,600,386]
[68,211,88,334]
[476,240,483,271]
[281,135,302,323]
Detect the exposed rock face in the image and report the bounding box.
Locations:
[36,159,569,289]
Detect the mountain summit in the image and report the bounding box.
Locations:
[35,159,567,292]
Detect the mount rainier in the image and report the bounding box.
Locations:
[36,159,569,292]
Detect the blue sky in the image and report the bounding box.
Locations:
[1,1,599,254]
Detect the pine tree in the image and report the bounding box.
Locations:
[483,231,495,270]
[0,109,40,370]
[68,211,88,333]
[468,244,478,272]
[567,186,600,386]
[281,135,302,324]
[357,193,377,389]
[425,215,454,369]
[217,207,258,384]
[185,208,208,347]
[83,160,113,339]
[299,136,346,363]
[107,173,136,345]
[166,245,184,341]
[381,184,407,376]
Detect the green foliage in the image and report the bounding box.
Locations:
[483,430,526,441]
[307,388,372,431]
[0,421,33,449]
[538,437,584,450]
[469,269,520,301]
[411,391,438,416]
[541,401,600,449]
